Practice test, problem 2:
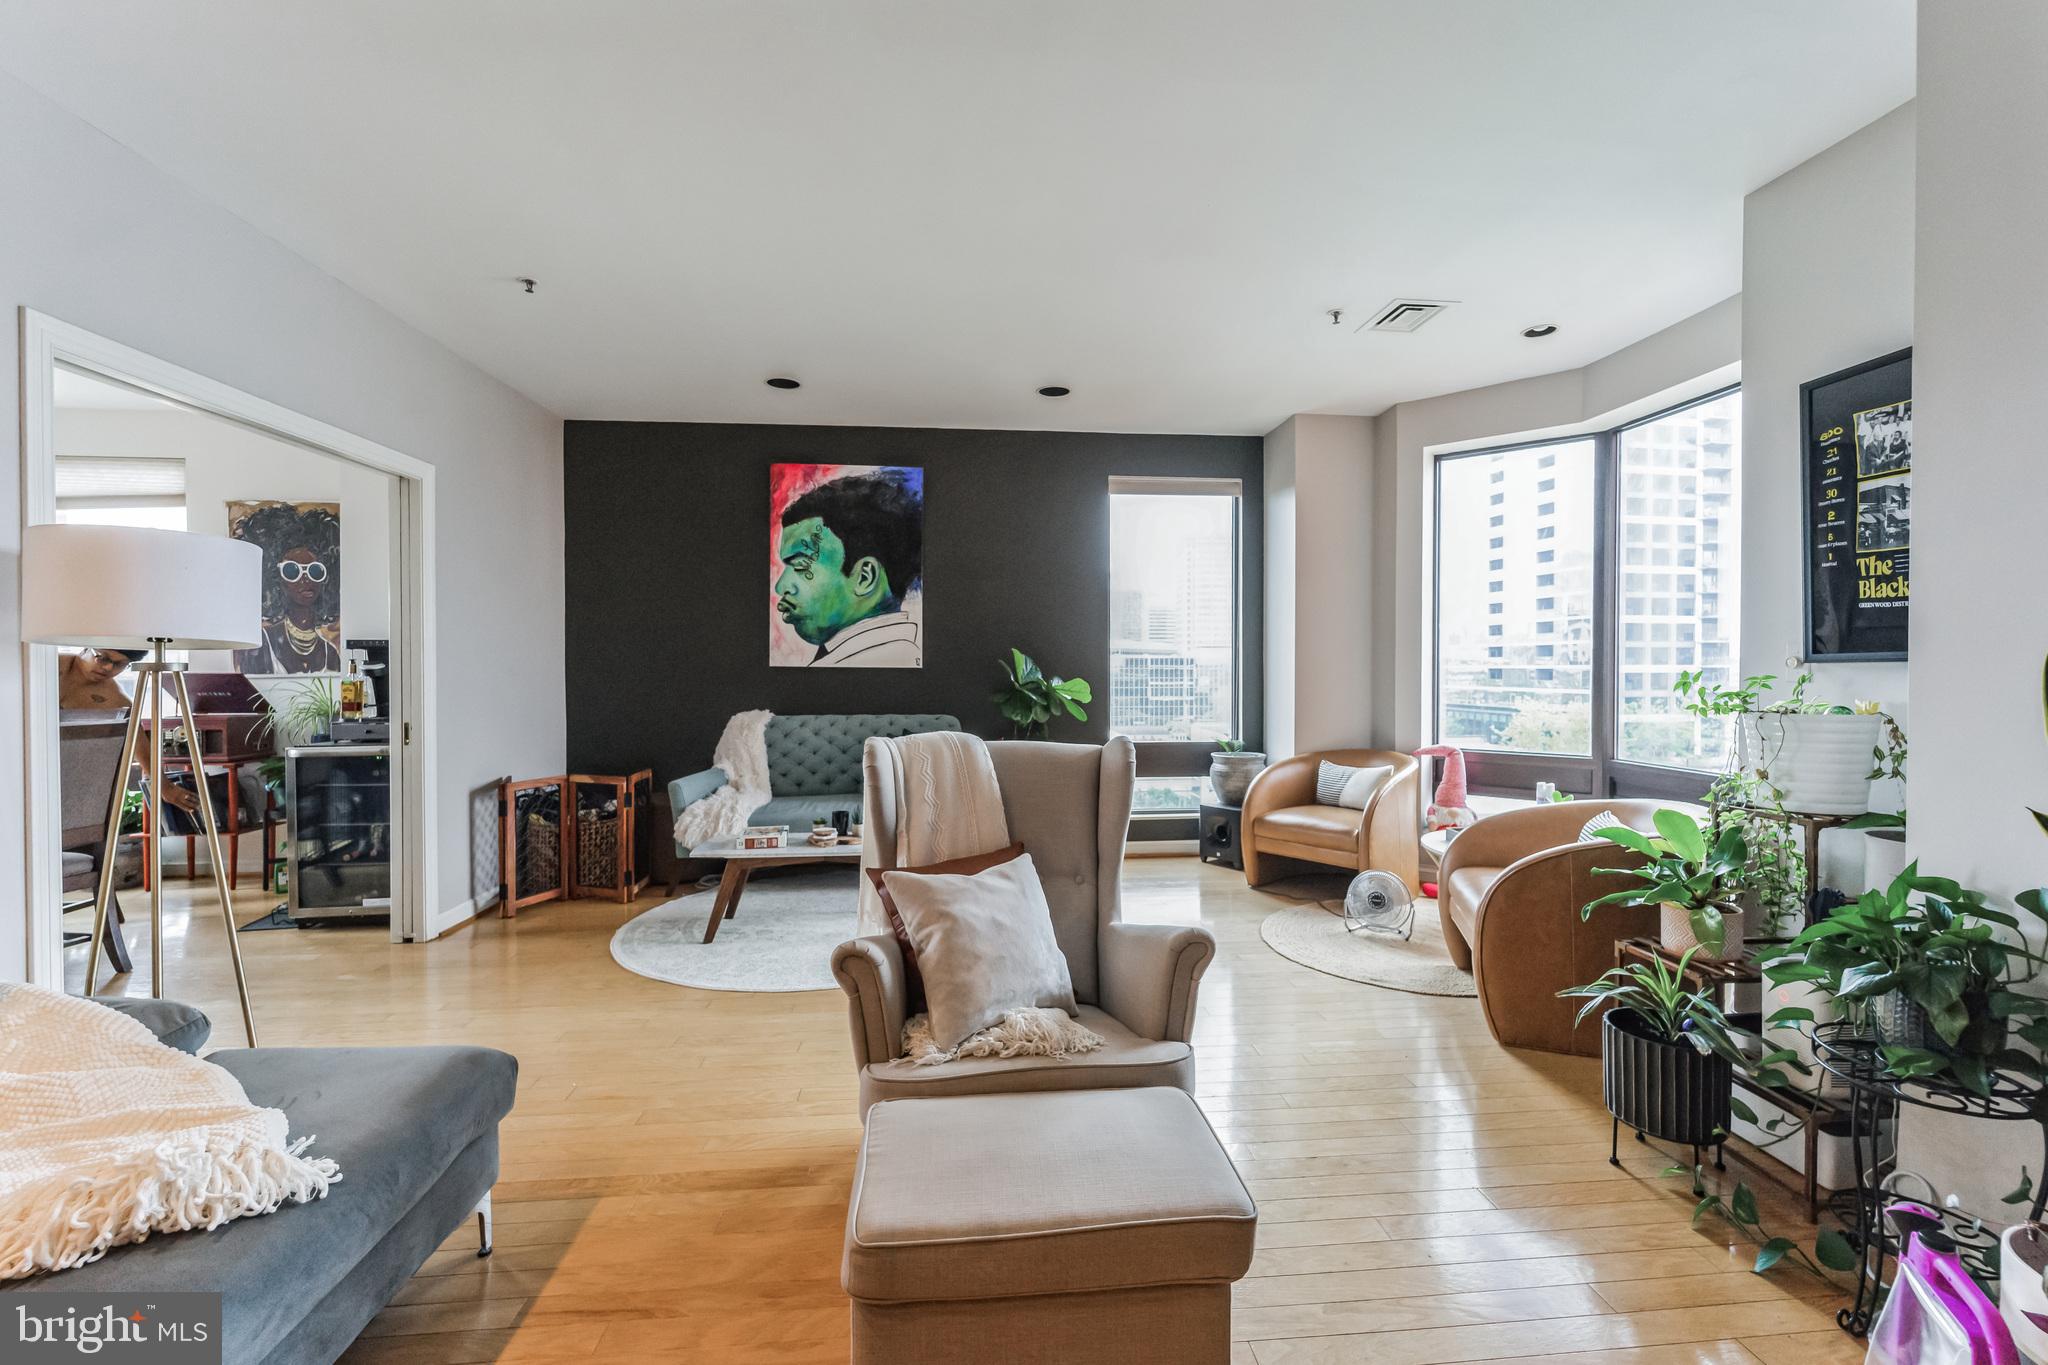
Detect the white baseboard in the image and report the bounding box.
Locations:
[1126,840,1197,857]
[423,895,486,941]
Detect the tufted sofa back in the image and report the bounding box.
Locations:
[767,714,961,796]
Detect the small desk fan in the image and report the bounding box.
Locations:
[1340,870,1416,939]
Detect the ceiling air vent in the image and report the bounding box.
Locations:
[1361,299,1453,334]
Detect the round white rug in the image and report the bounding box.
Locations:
[609,867,856,992]
[1259,896,1477,997]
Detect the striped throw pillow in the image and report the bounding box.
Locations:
[1578,809,1624,842]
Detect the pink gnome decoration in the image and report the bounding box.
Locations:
[1412,745,1475,834]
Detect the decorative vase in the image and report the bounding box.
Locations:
[1873,990,1934,1050]
[1747,712,1882,815]
[1658,901,1745,961]
[1602,1007,1732,1147]
[1208,751,1266,807]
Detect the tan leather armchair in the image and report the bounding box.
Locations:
[1241,749,1421,894]
[1437,800,1663,1056]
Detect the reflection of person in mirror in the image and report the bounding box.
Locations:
[233,503,342,674]
[57,646,199,812]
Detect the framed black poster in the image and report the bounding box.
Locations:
[1801,347,1911,660]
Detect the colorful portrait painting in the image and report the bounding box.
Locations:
[769,464,923,668]
[228,499,343,674]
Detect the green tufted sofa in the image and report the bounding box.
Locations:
[669,713,961,860]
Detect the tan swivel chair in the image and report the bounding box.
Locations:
[831,736,1215,1116]
[1240,749,1421,894]
[1437,800,1665,1056]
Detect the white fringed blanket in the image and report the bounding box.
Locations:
[0,984,340,1280]
[672,709,776,850]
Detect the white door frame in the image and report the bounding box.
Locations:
[18,308,439,986]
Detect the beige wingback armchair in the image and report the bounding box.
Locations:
[1240,748,1421,893]
[831,736,1216,1116]
[1437,800,1664,1056]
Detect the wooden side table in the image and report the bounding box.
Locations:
[1613,936,1840,1217]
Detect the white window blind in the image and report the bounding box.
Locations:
[55,456,186,507]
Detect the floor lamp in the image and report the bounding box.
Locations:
[24,523,265,1046]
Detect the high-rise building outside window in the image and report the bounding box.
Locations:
[1109,478,1239,811]
[1432,387,1741,787]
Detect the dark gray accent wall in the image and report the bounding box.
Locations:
[563,421,1263,814]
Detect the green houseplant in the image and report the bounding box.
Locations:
[1675,671,1807,937]
[1559,949,1752,1160]
[991,648,1092,740]
[1581,810,1749,959]
[1764,866,2048,1095]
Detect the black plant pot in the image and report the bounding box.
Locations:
[1602,1008,1732,1149]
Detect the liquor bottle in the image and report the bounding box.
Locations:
[339,661,365,721]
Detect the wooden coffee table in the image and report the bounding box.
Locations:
[688,835,862,943]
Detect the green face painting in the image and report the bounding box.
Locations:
[775,516,893,646]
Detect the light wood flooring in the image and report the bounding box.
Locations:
[66,860,1865,1365]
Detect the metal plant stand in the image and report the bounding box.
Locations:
[1810,1022,2041,1336]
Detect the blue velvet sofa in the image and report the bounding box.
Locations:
[668,713,959,861]
[1,999,517,1365]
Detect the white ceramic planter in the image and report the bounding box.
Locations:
[1748,712,1881,815]
[1208,752,1266,807]
[1999,1224,2048,1364]
[1659,901,1746,962]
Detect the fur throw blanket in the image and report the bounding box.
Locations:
[859,729,1010,936]
[0,985,339,1280]
[672,709,775,850]
[902,1007,1105,1066]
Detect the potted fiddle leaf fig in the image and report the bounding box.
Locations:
[991,648,1092,740]
[1207,738,1266,806]
[1580,810,1749,960]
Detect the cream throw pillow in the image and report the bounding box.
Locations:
[1316,760,1392,810]
[880,852,1079,1051]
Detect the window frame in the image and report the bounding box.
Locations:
[1107,476,1244,813]
[1430,384,1738,802]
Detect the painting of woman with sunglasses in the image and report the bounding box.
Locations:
[227,499,342,674]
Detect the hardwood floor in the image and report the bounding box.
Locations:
[67,860,1865,1364]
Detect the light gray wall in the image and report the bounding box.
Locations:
[54,407,396,648]
[1261,414,1374,756]
[1370,297,1741,750]
[1,70,565,976]
[1740,102,1915,720]
[1895,0,2048,1215]
[1263,418,1299,758]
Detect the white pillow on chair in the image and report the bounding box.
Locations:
[879,852,1079,1051]
[1578,809,1623,842]
[1316,760,1392,811]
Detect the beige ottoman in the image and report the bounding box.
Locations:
[843,1087,1257,1364]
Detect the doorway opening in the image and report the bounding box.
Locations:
[21,311,439,1026]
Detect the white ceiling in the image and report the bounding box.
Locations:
[1,2,1913,435]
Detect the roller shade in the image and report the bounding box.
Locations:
[55,456,186,506]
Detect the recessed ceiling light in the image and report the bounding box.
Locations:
[1521,324,1558,339]
[766,377,801,390]
[1037,386,1071,398]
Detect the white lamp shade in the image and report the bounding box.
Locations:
[22,523,262,650]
